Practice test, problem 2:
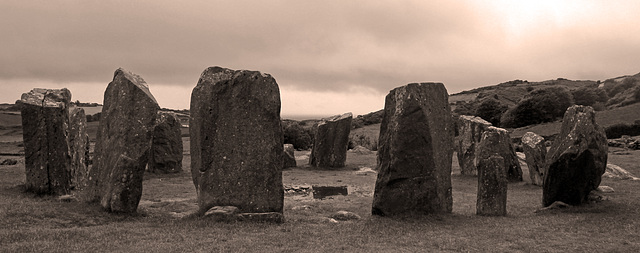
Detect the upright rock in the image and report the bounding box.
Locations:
[69,107,90,191]
[477,127,523,182]
[456,115,492,175]
[543,105,608,206]
[477,155,507,216]
[521,132,546,186]
[19,88,72,195]
[190,67,284,215]
[148,112,183,173]
[309,112,352,168]
[283,144,297,168]
[372,83,453,216]
[87,68,159,213]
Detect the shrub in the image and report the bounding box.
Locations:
[475,98,507,126]
[500,87,574,128]
[572,87,608,106]
[283,122,312,150]
[605,78,637,98]
[605,122,640,139]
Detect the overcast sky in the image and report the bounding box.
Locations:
[2,0,640,117]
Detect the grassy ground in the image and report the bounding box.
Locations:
[1,132,639,252]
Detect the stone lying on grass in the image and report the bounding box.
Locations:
[190,67,284,215]
[350,145,373,155]
[0,158,18,165]
[204,206,284,223]
[596,186,615,193]
[330,210,361,221]
[543,105,608,207]
[603,164,640,180]
[372,83,453,216]
[309,112,353,168]
[19,88,72,195]
[535,201,571,213]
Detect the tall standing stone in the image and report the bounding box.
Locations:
[543,105,607,206]
[190,67,284,215]
[87,68,159,213]
[522,132,546,186]
[283,144,297,168]
[477,155,507,216]
[372,83,453,216]
[148,112,183,173]
[477,127,523,182]
[19,88,72,195]
[69,107,90,191]
[309,112,352,168]
[456,115,492,175]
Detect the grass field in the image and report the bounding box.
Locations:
[1,133,639,252]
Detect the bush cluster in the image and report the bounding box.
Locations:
[474,98,507,127]
[282,121,313,150]
[500,87,574,128]
[572,87,608,106]
[605,121,640,139]
[86,112,101,122]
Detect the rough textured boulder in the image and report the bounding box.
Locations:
[477,127,523,182]
[543,105,608,207]
[372,83,453,216]
[87,68,159,213]
[309,112,353,168]
[456,115,492,175]
[603,164,639,180]
[69,107,90,191]
[283,144,296,168]
[522,132,546,186]
[190,66,284,215]
[19,88,72,195]
[477,155,507,216]
[148,112,183,173]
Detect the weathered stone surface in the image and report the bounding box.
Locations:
[19,88,72,195]
[522,132,546,186]
[87,68,159,213]
[477,126,523,182]
[283,144,296,168]
[476,155,507,216]
[603,164,640,180]
[543,105,608,207]
[456,115,492,175]
[69,107,90,192]
[148,112,183,173]
[372,83,453,216]
[309,112,353,168]
[190,66,283,215]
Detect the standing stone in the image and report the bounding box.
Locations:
[456,115,492,175]
[87,68,159,213]
[543,105,608,207]
[69,107,90,191]
[372,83,453,216]
[477,155,507,216]
[148,112,183,173]
[309,112,353,168]
[283,144,297,168]
[477,126,523,182]
[190,66,283,214]
[19,88,72,195]
[521,132,546,186]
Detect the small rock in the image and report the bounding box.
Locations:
[354,167,376,175]
[0,159,18,165]
[535,201,571,213]
[57,194,77,202]
[597,186,615,193]
[588,191,608,202]
[291,205,312,211]
[351,145,373,155]
[328,218,339,224]
[330,210,361,221]
[204,206,239,216]
[603,164,639,180]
